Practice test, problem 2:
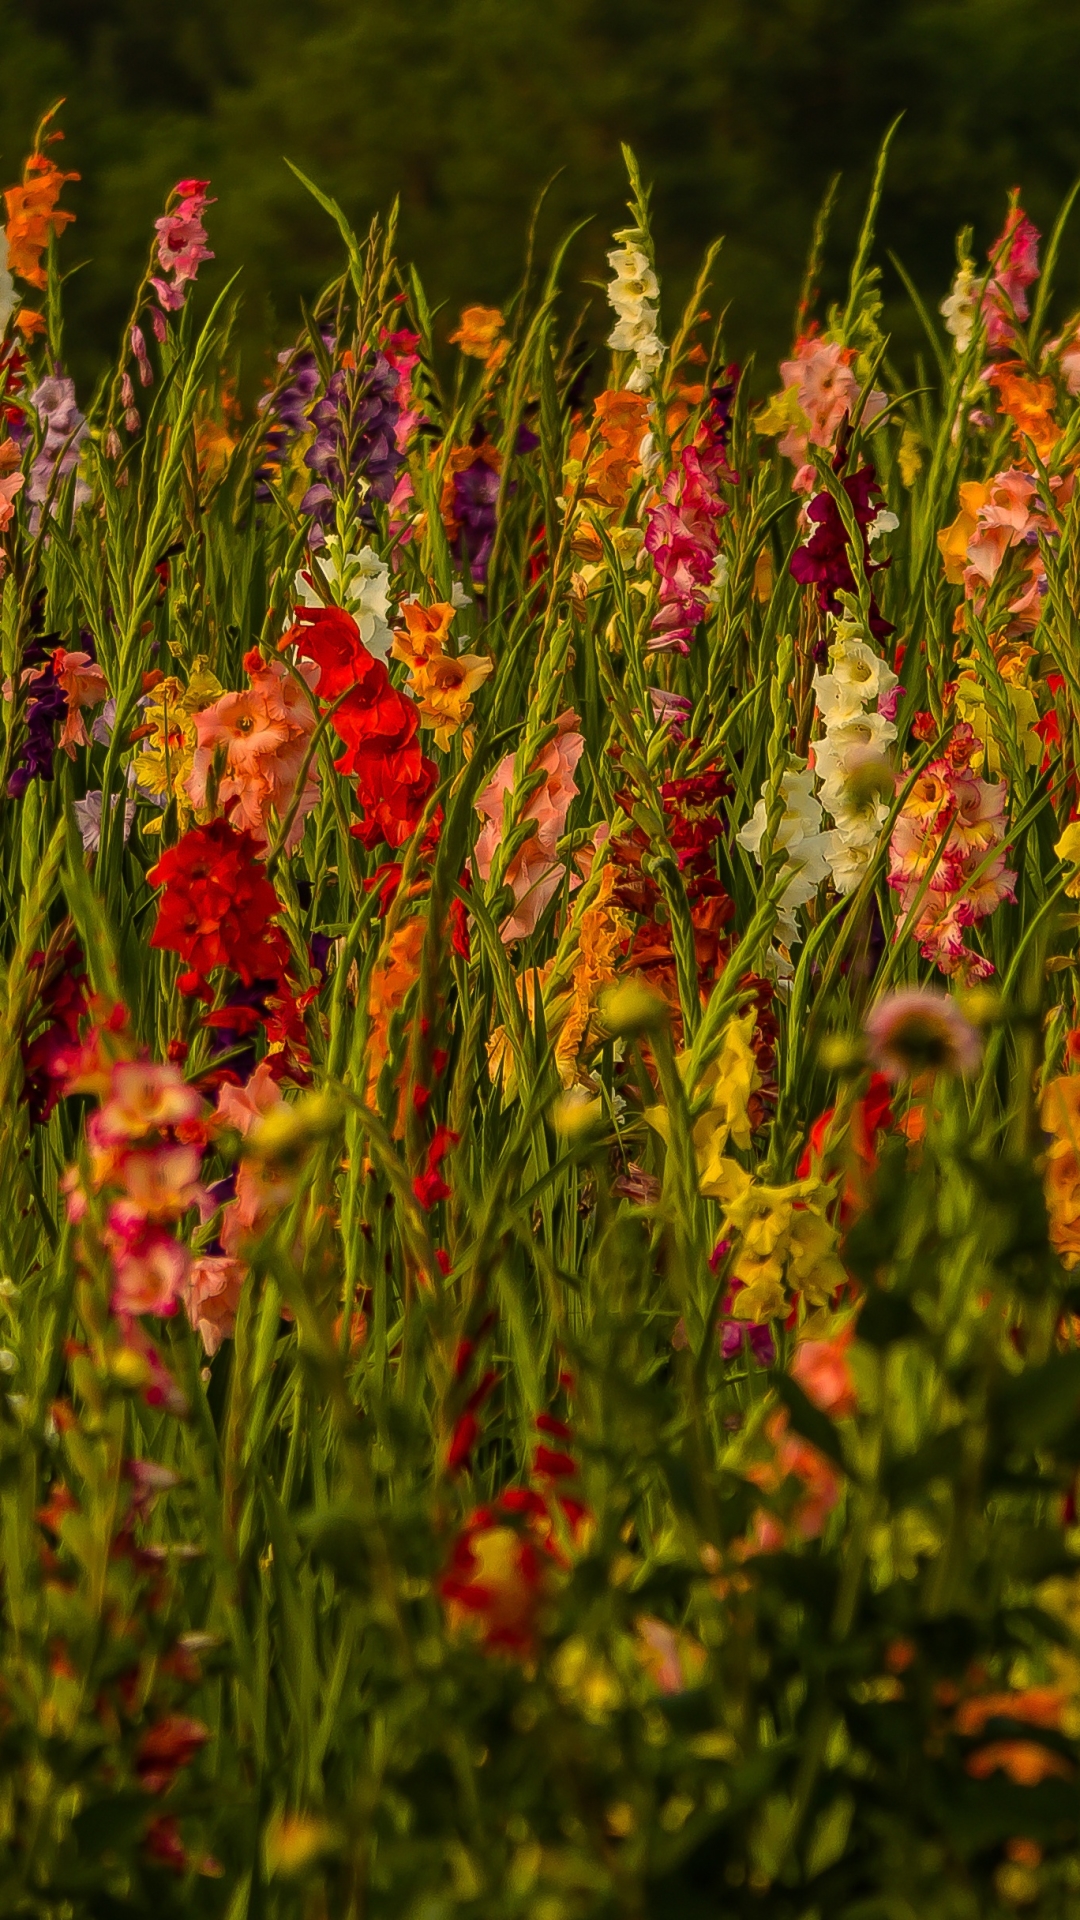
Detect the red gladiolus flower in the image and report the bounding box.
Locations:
[136,1713,209,1794]
[148,819,290,992]
[350,742,438,850]
[285,602,438,848]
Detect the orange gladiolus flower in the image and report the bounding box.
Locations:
[5,150,79,291]
[568,389,650,511]
[965,1741,1073,1785]
[987,360,1062,459]
[937,480,990,586]
[955,1687,1066,1737]
[449,305,508,372]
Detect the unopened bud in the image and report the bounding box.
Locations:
[551,1090,604,1139]
[247,1091,343,1164]
[600,979,669,1038]
[110,1347,152,1390]
[818,1032,867,1075]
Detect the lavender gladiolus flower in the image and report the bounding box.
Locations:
[28,376,89,523]
[300,351,404,543]
[452,456,501,584]
[7,641,65,798]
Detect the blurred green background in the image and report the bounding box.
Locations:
[4,0,1080,396]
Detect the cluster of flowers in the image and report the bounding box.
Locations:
[940,200,1040,359]
[61,1022,210,1410]
[19,374,89,523]
[473,711,584,941]
[739,1328,857,1552]
[0,133,78,339]
[7,635,105,797]
[887,719,1015,981]
[811,603,898,894]
[439,434,504,588]
[440,1414,588,1657]
[1041,1059,1080,1271]
[184,646,320,852]
[789,461,895,647]
[151,179,214,315]
[59,994,311,1376]
[301,348,404,540]
[756,330,886,488]
[149,817,291,995]
[737,766,831,950]
[613,765,734,1008]
[644,375,736,654]
[287,599,438,850]
[606,237,664,393]
[391,599,492,751]
[938,466,1056,639]
[703,1156,846,1328]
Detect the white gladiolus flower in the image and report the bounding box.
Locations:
[811,606,898,894]
[868,507,900,543]
[606,240,665,393]
[813,712,897,794]
[813,635,897,723]
[941,263,978,356]
[295,537,394,660]
[737,768,833,944]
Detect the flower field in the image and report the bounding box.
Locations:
[7,105,1080,1915]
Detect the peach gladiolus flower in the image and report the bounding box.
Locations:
[791,1324,857,1419]
[186,652,319,851]
[758,335,886,470]
[50,647,107,755]
[0,470,23,531]
[184,1255,246,1355]
[95,1059,204,1144]
[213,1062,296,1255]
[473,711,584,941]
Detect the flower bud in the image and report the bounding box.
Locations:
[600,979,668,1038]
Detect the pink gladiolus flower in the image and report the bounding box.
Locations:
[108,1218,190,1317]
[212,1062,296,1254]
[214,1058,287,1139]
[151,179,214,315]
[648,687,693,740]
[473,712,584,940]
[95,1059,204,1144]
[774,335,886,468]
[186,653,320,851]
[791,1325,858,1419]
[887,723,1015,982]
[644,383,734,654]
[109,1144,207,1220]
[982,204,1040,351]
[865,986,982,1080]
[184,1255,246,1356]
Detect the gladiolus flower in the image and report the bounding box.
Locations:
[449,305,508,372]
[136,1714,210,1794]
[865,988,981,1079]
[473,713,584,940]
[791,1324,858,1419]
